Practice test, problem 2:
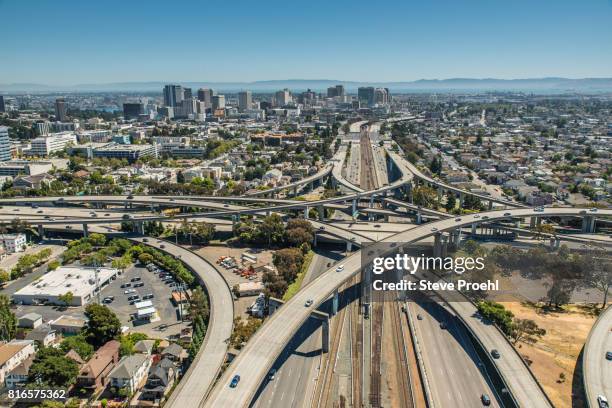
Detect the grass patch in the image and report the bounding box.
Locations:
[282,250,315,301]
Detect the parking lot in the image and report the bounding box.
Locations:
[9,260,189,340]
[102,263,189,338]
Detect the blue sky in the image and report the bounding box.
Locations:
[1,0,611,84]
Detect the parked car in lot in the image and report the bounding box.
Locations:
[121,283,131,288]
[143,293,154,300]
[131,277,141,282]
[124,289,136,294]
[134,282,144,288]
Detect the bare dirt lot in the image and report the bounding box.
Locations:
[500,301,598,408]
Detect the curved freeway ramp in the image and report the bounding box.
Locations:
[204,207,607,407]
[57,225,235,408]
[583,305,612,407]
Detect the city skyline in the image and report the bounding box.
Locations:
[1,0,611,85]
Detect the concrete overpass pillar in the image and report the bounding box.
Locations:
[332,290,339,316]
[530,217,537,228]
[135,221,144,235]
[352,199,357,215]
[321,318,329,353]
[369,195,375,208]
[433,232,442,258]
[582,216,596,233]
[437,186,443,203]
[304,206,310,219]
[318,205,325,221]
[459,192,465,208]
[82,224,89,238]
[416,212,422,224]
[471,223,477,235]
[313,233,318,247]
[346,241,353,253]
[293,186,298,196]
[488,200,493,210]
[37,224,45,239]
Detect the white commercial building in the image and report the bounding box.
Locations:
[13,266,119,306]
[26,133,77,156]
[0,233,26,253]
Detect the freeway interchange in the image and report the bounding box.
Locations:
[1,125,610,408]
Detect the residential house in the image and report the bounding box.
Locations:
[0,340,36,384]
[4,355,35,388]
[12,173,54,190]
[109,354,152,394]
[133,340,155,356]
[76,340,120,390]
[136,358,178,406]
[25,325,59,347]
[160,343,186,364]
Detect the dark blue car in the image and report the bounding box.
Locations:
[229,374,241,388]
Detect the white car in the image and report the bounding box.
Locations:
[598,395,609,408]
[305,299,313,307]
[336,265,344,272]
[124,289,136,294]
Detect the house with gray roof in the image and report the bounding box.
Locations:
[109,354,152,394]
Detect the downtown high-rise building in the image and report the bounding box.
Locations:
[212,95,225,110]
[238,90,252,112]
[0,96,5,113]
[163,84,184,107]
[357,87,375,107]
[0,126,11,161]
[327,85,345,98]
[123,102,145,120]
[197,88,216,107]
[55,98,67,122]
[275,89,291,107]
[183,87,193,100]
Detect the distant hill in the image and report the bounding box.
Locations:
[2,78,612,93]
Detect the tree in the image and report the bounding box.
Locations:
[87,233,107,247]
[583,249,612,308]
[476,300,514,336]
[0,269,9,284]
[445,192,457,212]
[83,304,121,348]
[546,278,574,308]
[60,335,94,360]
[188,287,210,322]
[412,186,438,208]
[58,291,74,306]
[511,318,546,344]
[28,347,79,388]
[0,295,17,341]
[138,253,154,265]
[429,155,442,175]
[47,260,60,271]
[258,214,285,247]
[285,218,314,247]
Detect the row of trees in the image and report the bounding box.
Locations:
[476,300,546,344]
[233,215,314,248]
[0,248,53,283]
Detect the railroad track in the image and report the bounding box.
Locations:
[369,298,384,407]
[316,277,352,408]
[350,289,363,408]
[388,301,415,408]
